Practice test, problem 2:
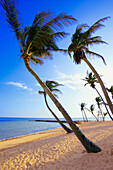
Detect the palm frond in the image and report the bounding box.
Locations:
[68,44,75,58]
[45,12,77,31]
[83,16,110,38]
[82,36,107,47]
[38,90,45,94]
[84,48,106,65]
[52,32,69,40]
[25,11,76,55]
[30,56,44,65]
[1,0,21,39]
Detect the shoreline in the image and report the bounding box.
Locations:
[0,121,113,169]
[0,119,81,142]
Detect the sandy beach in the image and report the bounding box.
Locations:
[0,121,113,170]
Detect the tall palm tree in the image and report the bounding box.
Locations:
[95,97,104,121]
[82,72,113,120]
[68,17,113,116]
[39,80,73,133]
[1,0,102,153]
[80,103,88,122]
[106,86,113,99]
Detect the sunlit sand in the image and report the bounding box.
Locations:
[0,121,113,169]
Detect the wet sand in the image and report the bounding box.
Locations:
[0,121,113,169]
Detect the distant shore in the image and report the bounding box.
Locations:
[0,121,113,169]
[29,119,81,124]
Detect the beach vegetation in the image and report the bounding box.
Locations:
[39,80,73,133]
[85,104,99,121]
[80,103,88,122]
[1,0,102,153]
[82,72,113,120]
[68,17,113,116]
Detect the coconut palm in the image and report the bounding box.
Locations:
[39,80,73,133]
[82,72,113,120]
[1,0,102,153]
[95,97,104,121]
[80,103,88,122]
[106,86,113,99]
[68,17,113,116]
[86,104,99,121]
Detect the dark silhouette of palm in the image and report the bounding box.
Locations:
[39,80,73,133]
[82,72,113,120]
[68,17,113,115]
[1,0,101,153]
[85,104,99,121]
[80,103,88,122]
[95,97,104,121]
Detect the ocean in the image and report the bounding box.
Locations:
[0,117,110,141]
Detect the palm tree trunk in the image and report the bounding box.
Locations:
[98,104,104,121]
[83,58,113,115]
[81,111,86,122]
[44,93,73,133]
[24,57,101,153]
[84,110,88,122]
[94,87,113,121]
[85,108,99,121]
[91,111,99,121]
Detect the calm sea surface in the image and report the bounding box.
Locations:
[0,117,110,141]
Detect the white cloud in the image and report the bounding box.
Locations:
[6,82,33,91]
[55,71,85,90]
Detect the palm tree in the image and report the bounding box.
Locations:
[86,104,99,121]
[82,72,113,120]
[95,97,104,121]
[68,17,113,116]
[106,86,113,99]
[1,0,102,153]
[80,103,88,122]
[39,80,73,133]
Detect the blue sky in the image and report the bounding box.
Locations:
[0,0,113,118]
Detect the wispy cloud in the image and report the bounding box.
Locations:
[6,82,33,91]
[55,71,85,90]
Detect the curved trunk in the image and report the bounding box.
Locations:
[83,58,113,115]
[85,108,99,121]
[94,87,113,121]
[24,57,101,153]
[81,111,85,122]
[44,93,73,133]
[83,110,88,122]
[96,102,104,121]
[91,111,99,121]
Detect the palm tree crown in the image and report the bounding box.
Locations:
[68,17,109,64]
[80,103,86,111]
[82,72,98,88]
[39,80,63,98]
[1,0,77,64]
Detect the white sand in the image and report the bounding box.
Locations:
[0,121,113,170]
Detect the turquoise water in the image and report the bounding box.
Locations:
[0,117,110,140]
[0,117,62,141]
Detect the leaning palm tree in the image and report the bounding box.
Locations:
[82,72,113,120]
[80,103,88,122]
[85,104,99,121]
[1,0,102,153]
[68,17,113,115]
[106,86,113,99]
[39,80,73,133]
[95,97,104,121]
